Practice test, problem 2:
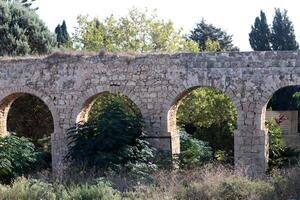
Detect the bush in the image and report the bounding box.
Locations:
[0,178,56,200]
[266,119,299,169]
[179,130,213,167]
[66,93,155,176]
[0,134,38,183]
[65,179,121,200]
[176,175,275,200]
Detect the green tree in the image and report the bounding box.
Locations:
[0,135,37,183]
[66,93,155,174]
[266,119,299,169]
[271,8,299,50]
[55,20,70,48]
[249,10,271,51]
[177,87,237,161]
[0,2,55,56]
[179,130,212,167]
[204,37,221,52]
[189,19,238,51]
[72,8,199,52]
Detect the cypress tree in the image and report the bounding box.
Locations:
[271,8,299,50]
[249,10,271,51]
[61,20,69,43]
[54,24,63,47]
[55,20,70,48]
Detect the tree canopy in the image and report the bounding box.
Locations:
[271,8,299,50]
[249,9,299,51]
[72,8,199,52]
[0,1,55,56]
[55,20,71,48]
[249,10,271,51]
[189,19,238,51]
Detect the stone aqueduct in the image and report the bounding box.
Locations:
[0,51,299,176]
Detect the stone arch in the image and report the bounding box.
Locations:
[165,81,241,155]
[0,87,59,135]
[256,75,300,131]
[73,85,144,124]
[252,75,300,172]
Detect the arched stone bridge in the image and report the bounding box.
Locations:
[1,51,300,176]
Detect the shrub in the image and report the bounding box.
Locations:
[0,134,38,183]
[66,93,155,177]
[266,119,299,169]
[176,175,275,200]
[179,130,213,167]
[0,178,56,200]
[65,179,121,200]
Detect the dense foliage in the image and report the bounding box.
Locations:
[249,10,271,51]
[66,93,155,175]
[0,135,37,183]
[0,1,55,56]
[72,8,199,52]
[177,87,237,161]
[179,130,212,167]
[189,19,238,51]
[266,119,299,169]
[271,8,299,50]
[55,20,70,48]
[249,9,299,51]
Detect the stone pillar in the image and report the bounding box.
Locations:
[234,102,267,177]
[51,106,73,178]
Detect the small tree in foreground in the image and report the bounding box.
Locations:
[0,134,37,183]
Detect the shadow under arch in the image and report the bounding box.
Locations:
[167,85,240,156]
[0,87,58,135]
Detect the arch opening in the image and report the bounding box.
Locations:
[69,92,151,170]
[77,92,142,124]
[0,93,55,173]
[264,85,300,169]
[168,86,237,165]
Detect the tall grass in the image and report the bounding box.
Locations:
[0,164,300,200]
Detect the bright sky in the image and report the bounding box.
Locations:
[35,0,300,51]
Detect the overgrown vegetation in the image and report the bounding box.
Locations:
[266,119,299,170]
[177,87,237,164]
[0,134,44,184]
[0,165,300,200]
[66,93,155,179]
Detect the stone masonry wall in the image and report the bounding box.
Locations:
[0,51,300,176]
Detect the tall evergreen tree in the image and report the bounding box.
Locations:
[61,20,69,42]
[271,8,299,50]
[55,20,70,48]
[189,19,238,51]
[249,10,271,51]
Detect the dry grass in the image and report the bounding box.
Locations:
[1,164,300,200]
